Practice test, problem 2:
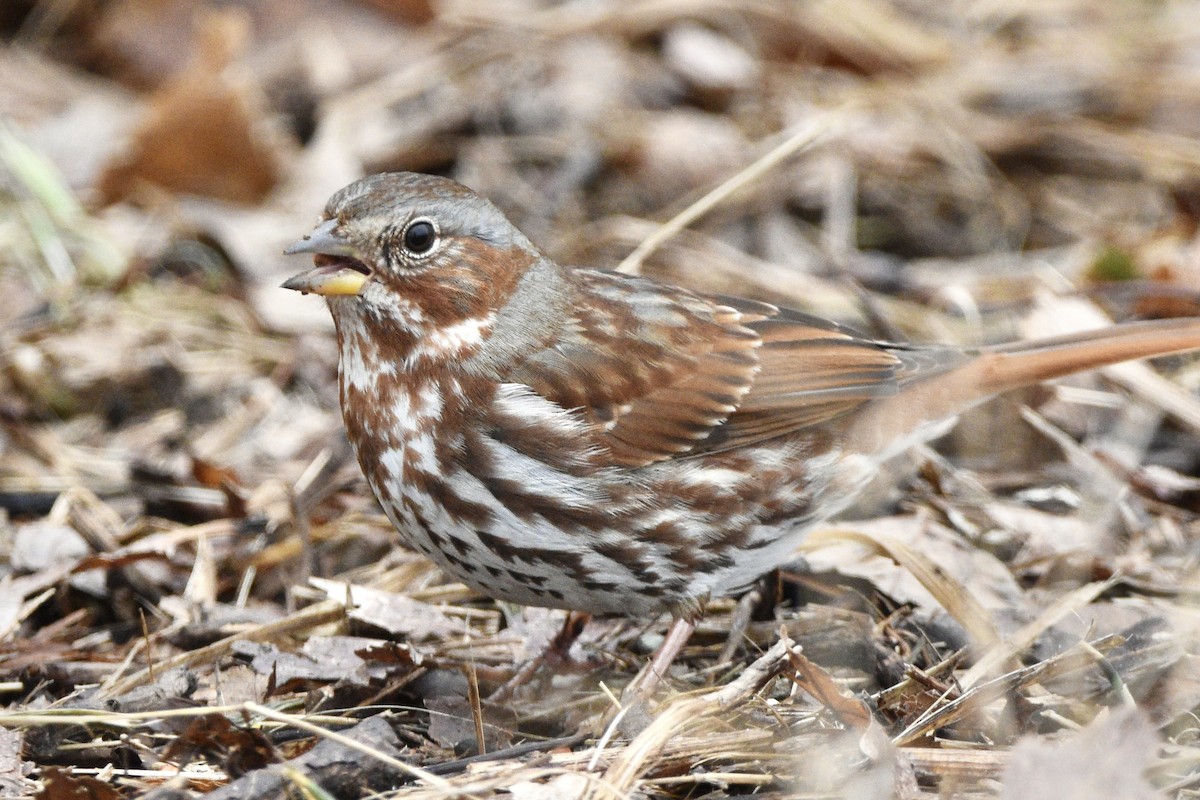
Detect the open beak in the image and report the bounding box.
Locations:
[281,219,371,296]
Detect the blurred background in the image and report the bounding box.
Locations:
[5,0,1200,514]
[6,0,1200,309]
[3,1,1200,795]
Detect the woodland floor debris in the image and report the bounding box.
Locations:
[3,1,1200,797]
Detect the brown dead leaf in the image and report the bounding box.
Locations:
[875,664,960,728]
[356,0,437,26]
[90,0,207,89]
[190,456,243,493]
[787,648,873,730]
[98,9,286,205]
[35,767,120,800]
[163,713,277,778]
[240,635,423,697]
[354,640,423,669]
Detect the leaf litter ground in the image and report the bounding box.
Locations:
[3,1,1200,797]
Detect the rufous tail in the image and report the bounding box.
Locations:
[843,317,1200,459]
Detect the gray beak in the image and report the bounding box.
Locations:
[284,218,356,257]
[282,218,370,296]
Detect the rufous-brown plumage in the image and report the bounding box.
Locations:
[284,171,1200,637]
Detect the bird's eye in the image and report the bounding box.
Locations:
[402,218,438,256]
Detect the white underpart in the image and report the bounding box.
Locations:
[360,368,638,605]
[334,300,675,610]
[452,468,677,596]
[382,379,692,612]
[376,382,445,481]
[494,383,593,438]
[403,314,495,370]
[338,313,378,393]
[677,464,750,488]
[482,439,609,508]
[446,469,593,551]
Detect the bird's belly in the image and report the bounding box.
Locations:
[347,385,873,618]
[365,464,669,616]
[635,444,875,603]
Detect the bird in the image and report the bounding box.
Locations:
[283,171,1200,693]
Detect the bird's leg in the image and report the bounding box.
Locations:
[717,586,763,668]
[488,611,592,702]
[623,615,696,702]
[543,610,591,671]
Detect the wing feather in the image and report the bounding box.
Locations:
[500,270,964,466]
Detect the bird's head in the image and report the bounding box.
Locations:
[284,173,556,355]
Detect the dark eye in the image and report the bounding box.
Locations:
[402,219,438,256]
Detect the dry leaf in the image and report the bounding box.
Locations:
[35,768,120,800]
[98,9,286,204]
[356,0,437,26]
[309,578,469,641]
[163,714,277,778]
[787,648,873,729]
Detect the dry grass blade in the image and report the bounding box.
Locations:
[959,575,1121,689]
[591,635,797,800]
[893,634,1128,746]
[617,112,842,274]
[787,647,872,729]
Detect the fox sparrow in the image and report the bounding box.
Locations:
[285,172,1200,687]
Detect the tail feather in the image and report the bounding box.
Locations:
[841,317,1200,459]
[977,318,1200,392]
